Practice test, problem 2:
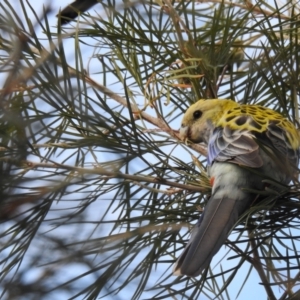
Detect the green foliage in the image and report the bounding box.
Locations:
[0,0,300,299]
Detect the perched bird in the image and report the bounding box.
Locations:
[174,99,300,277]
[58,0,98,25]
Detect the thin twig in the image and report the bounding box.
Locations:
[4,158,208,193]
[248,229,276,300]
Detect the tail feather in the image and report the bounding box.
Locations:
[173,194,252,277]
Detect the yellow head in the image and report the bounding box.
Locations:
[180,99,238,143]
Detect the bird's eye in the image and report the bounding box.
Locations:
[193,110,202,119]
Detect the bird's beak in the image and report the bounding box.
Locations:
[179,124,189,141]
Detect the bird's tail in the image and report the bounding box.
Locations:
[173,193,253,277]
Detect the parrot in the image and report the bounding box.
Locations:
[173,99,300,277]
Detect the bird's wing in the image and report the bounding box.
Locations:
[208,119,298,169]
[208,125,263,167]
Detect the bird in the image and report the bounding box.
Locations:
[58,0,98,25]
[173,99,300,277]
